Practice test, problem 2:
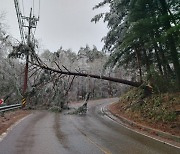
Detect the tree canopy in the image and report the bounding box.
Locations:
[92,0,180,91]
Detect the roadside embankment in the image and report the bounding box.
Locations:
[108,88,180,142]
[0,110,31,135]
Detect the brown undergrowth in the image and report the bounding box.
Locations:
[109,88,180,136]
[0,110,30,135]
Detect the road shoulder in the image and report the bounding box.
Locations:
[102,101,180,148]
[0,110,31,136]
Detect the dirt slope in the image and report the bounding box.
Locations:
[109,88,180,136]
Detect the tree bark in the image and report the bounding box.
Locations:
[154,46,163,76]
[135,47,143,82]
[142,48,150,73]
[33,63,142,87]
[159,0,180,87]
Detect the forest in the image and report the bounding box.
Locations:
[92,0,180,92]
[0,0,180,111]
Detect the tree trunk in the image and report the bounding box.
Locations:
[33,63,142,87]
[154,46,163,76]
[159,0,180,87]
[135,47,143,82]
[142,48,150,73]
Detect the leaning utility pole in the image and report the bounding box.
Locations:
[22,8,39,99]
[14,0,39,106]
[23,8,32,95]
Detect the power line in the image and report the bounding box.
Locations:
[21,0,25,16]
[14,0,25,44]
[33,0,35,15]
[33,0,41,37]
[14,0,39,106]
[38,0,41,19]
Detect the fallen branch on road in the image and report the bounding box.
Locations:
[66,93,90,115]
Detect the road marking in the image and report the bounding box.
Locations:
[69,115,112,154]
[85,134,111,154]
[0,114,31,142]
[101,104,180,149]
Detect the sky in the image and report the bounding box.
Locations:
[0,0,109,53]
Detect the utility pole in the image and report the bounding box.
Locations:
[14,0,39,106]
[23,8,32,95]
[22,8,39,98]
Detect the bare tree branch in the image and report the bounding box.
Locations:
[54,61,62,71]
[62,65,70,72]
[64,75,76,96]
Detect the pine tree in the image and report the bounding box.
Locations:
[92,0,180,91]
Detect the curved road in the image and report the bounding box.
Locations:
[0,98,179,154]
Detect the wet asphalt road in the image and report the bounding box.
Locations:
[0,98,179,154]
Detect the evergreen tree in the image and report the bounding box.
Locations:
[92,0,180,91]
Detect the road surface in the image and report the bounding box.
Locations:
[0,98,179,154]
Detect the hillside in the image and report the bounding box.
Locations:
[109,88,180,136]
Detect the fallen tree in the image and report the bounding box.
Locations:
[31,63,142,87]
[9,43,142,89]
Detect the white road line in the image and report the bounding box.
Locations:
[101,104,180,150]
[0,114,32,142]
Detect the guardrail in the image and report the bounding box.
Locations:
[0,104,21,113]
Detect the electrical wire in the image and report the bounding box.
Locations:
[38,0,41,19]
[33,0,35,15]
[15,0,40,45]
[14,0,25,43]
[33,0,41,36]
[21,0,25,16]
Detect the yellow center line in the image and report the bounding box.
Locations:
[85,134,112,154]
[69,115,112,154]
